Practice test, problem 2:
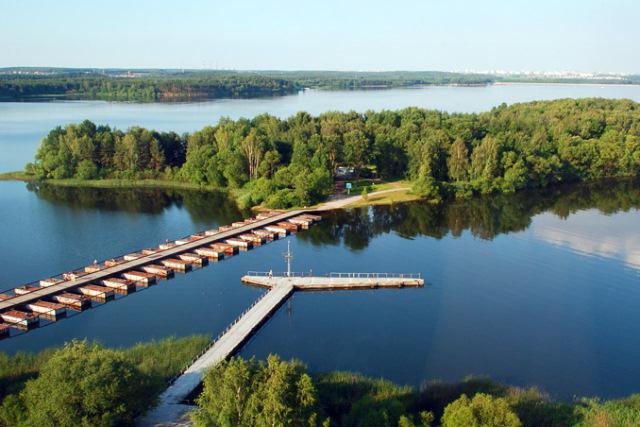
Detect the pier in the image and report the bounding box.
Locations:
[140,241,423,426]
[141,284,295,426]
[0,209,322,335]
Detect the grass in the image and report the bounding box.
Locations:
[349,190,421,207]
[347,188,421,207]
[0,171,33,181]
[341,178,409,194]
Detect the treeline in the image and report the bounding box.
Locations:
[3,69,640,102]
[260,70,494,89]
[29,99,640,208]
[0,69,496,101]
[0,73,298,101]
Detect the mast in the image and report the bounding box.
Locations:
[284,240,292,277]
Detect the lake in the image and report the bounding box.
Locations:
[2,84,640,401]
[3,83,640,172]
[0,179,639,401]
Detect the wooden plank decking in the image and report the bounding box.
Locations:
[0,210,305,313]
[241,274,424,290]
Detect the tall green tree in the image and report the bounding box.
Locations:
[448,137,470,182]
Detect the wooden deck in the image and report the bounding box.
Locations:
[241,274,424,290]
[140,284,295,426]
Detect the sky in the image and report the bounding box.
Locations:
[1,0,638,73]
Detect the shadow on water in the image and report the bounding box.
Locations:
[299,178,640,250]
[25,183,252,225]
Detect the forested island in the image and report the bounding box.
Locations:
[1,338,639,426]
[19,98,640,209]
[2,68,639,102]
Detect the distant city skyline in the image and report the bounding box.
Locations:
[1,0,638,73]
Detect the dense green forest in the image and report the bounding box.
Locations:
[27,99,640,208]
[1,340,639,426]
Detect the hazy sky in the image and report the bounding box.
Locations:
[1,0,637,73]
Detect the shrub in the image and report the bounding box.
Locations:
[441,393,522,427]
[14,340,151,427]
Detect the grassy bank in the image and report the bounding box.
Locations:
[0,171,32,181]
[0,171,216,191]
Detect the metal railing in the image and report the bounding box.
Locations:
[328,272,422,279]
[245,271,422,279]
[166,288,271,386]
[246,271,310,277]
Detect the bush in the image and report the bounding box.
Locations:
[13,340,151,427]
[441,393,522,427]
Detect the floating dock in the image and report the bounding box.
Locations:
[0,210,321,336]
[241,272,424,290]
[140,241,423,426]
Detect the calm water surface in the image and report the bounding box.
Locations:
[2,83,640,172]
[0,179,639,400]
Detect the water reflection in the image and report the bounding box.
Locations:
[26,183,251,225]
[27,179,640,270]
[300,178,640,252]
[533,212,640,270]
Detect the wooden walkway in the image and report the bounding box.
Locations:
[0,210,304,313]
[140,284,295,426]
[0,186,407,315]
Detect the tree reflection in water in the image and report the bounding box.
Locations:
[298,178,640,250]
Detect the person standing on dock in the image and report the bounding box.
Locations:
[268,269,273,279]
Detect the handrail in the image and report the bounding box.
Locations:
[165,289,271,386]
[328,272,422,279]
[245,271,421,279]
[246,271,309,277]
